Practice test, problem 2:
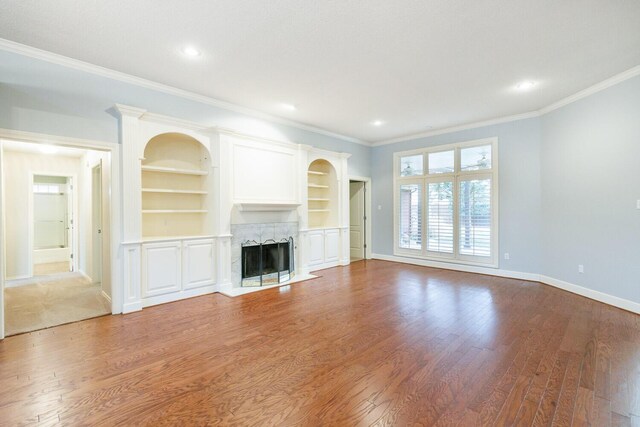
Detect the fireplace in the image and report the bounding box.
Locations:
[241,237,294,287]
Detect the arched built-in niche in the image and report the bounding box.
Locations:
[141,132,213,238]
[307,159,338,228]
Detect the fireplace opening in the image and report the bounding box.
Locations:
[241,237,294,287]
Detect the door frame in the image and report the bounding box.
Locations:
[29,172,79,277]
[348,175,372,261]
[91,162,103,285]
[0,128,122,340]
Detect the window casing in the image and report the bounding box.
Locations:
[394,138,498,267]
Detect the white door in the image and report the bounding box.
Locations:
[349,181,365,260]
[182,239,215,290]
[92,164,102,284]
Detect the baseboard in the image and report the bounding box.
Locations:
[5,274,31,285]
[141,284,219,308]
[122,301,143,314]
[372,253,640,315]
[538,275,640,314]
[372,253,540,282]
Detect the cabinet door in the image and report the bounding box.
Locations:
[324,229,340,263]
[142,241,182,298]
[183,239,216,290]
[308,231,325,267]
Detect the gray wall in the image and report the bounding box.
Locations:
[371,73,640,305]
[541,75,640,304]
[2,48,638,304]
[0,50,371,177]
[371,117,543,274]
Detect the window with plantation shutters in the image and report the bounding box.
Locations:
[399,183,422,250]
[459,178,491,257]
[395,139,498,267]
[427,181,453,254]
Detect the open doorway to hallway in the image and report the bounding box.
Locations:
[349,178,371,262]
[1,139,112,336]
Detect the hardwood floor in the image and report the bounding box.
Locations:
[1,260,639,426]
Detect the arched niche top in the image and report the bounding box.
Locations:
[308,158,338,178]
[143,132,211,171]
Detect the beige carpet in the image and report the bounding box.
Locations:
[4,273,111,336]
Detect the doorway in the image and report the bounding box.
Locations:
[32,174,74,276]
[349,177,371,262]
[1,139,113,336]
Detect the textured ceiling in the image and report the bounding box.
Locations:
[1,0,639,143]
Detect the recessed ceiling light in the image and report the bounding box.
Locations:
[281,103,297,111]
[40,144,57,154]
[372,120,385,127]
[515,81,537,91]
[181,46,201,57]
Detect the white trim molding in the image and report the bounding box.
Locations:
[2,38,639,148]
[372,64,640,147]
[0,38,366,146]
[372,253,640,315]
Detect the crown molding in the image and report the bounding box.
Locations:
[371,111,540,147]
[2,38,639,150]
[538,64,640,115]
[0,38,368,147]
[373,64,640,147]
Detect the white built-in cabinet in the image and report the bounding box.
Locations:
[142,238,216,299]
[115,105,351,313]
[300,149,351,273]
[307,228,340,268]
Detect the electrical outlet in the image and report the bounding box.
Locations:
[504,253,510,260]
[578,264,584,273]
[378,205,382,210]
[637,199,640,209]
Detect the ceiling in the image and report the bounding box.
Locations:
[1,1,639,143]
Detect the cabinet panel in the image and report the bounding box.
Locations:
[308,231,325,266]
[142,241,182,297]
[324,229,340,263]
[183,239,216,290]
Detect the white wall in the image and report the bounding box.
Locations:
[3,150,81,279]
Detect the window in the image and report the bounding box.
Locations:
[399,183,422,249]
[399,154,423,177]
[394,138,498,267]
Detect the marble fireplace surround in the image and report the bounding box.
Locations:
[230,222,299,287]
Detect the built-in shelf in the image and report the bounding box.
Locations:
[142,209,208,214]
[142,188,208,195]
[307,159,338,229]
[141,165,208,176]
[141,133,212,239]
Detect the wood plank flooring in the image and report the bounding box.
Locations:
[1,260,639,426]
